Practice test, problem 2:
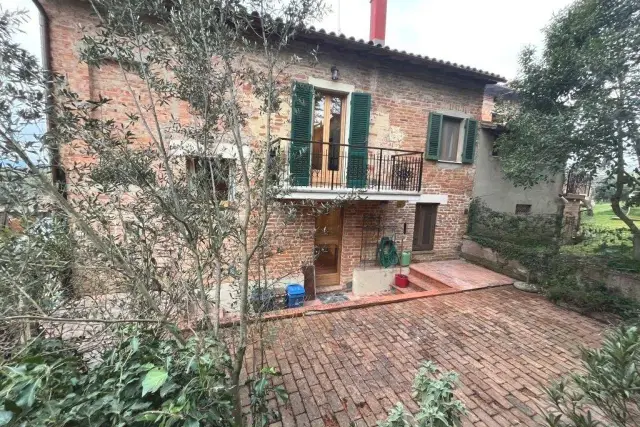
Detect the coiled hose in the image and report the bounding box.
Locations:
[377,236,399,268]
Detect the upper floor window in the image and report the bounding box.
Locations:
[515,204,532,216]
[425,112,478,164]
[186,156,234,201]
[440,116,463,162]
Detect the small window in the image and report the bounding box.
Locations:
[515,204,531,215]
[186,156,234,201]
[491,141,499,157]
[439,116,462,162]
[413,204,438,251]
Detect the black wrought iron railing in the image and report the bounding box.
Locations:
[564,167,592,196]
[270,138,423,192]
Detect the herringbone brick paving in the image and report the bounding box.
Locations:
[245,287,605,426]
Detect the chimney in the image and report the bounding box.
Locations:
[369,0,387,46]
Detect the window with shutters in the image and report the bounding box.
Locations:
[186,156,234,202]
[515,204,532,216]
[425,113,478,164]
[412,203,438,251]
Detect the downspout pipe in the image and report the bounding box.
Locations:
[31,1,73,297]
[30,0,65,193]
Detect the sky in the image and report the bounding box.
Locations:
[1,0,44,166]
[315,0,574,80]
[3,0,574,80]
[1,0,41,62]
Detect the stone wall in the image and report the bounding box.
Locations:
[584,268,640,302]
[460,238,529,281]
[462,237,640,302]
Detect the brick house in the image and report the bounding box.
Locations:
[34,0,505,299]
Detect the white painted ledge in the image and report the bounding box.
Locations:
[280,188,448,204]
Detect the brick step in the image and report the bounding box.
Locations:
[408,265,431,281]
[390,283,421,294]
[406,274,431,291]
[408,272,451,291]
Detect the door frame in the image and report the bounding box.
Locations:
[311,90,348,187]
[314,207,344,287]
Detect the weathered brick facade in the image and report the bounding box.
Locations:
[40,0,499,289]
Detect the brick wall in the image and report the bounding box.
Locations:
[482,93,495,122]
[42,0,486,288]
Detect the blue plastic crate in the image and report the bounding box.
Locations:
[286,284,305,308]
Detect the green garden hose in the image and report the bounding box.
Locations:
[377,236,399,268]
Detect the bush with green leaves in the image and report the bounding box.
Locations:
[378,361,465,427]
[0,330,237,426]
[247,366,288,427]
[543,325,640,427]
[545,277,639,319]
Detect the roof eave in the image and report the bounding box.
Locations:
[299,29,506,84]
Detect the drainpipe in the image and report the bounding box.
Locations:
[31,1,74,297]
[31,0,66,194]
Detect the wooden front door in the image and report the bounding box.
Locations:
[314,208,343,287]
[311,91,346,187]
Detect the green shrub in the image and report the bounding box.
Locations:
[543,325,640,427]
[378,361,465,427]
[467,201,640,319]
[0,330,235,426]
[565,225,640,274]
[545,279,639,319]
[468,199,560,247]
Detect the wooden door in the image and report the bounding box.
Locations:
[413,204,438,251]
[314,208,343,287]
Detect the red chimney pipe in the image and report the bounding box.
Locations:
[369,0,387,46]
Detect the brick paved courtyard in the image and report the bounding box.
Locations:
[246,286,605,427]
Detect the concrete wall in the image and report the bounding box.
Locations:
[473,128,564,215]
[460,238,530,281]
[352,266,408,296]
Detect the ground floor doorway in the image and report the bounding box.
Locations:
[314,208,343,287]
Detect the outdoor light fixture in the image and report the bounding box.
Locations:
[331,65,339,81]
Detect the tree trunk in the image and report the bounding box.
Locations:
[634,233,640,261]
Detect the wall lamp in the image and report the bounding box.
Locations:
[331,65,339,81]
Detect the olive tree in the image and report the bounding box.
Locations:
[0,1,328,423]
[496,0,640,258]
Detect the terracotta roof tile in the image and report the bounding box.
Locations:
[298,25,506,83]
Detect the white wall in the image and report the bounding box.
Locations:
[473,127,564,215]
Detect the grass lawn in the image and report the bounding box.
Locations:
[562,203,639,271]
[582,203,640,229]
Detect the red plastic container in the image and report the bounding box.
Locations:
[394,273,409,288]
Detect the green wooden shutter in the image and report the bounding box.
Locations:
[347,92,371,188]
[289,81,314,186]
[462,118,478,164]
[425,113,443,160]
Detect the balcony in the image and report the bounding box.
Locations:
[270,138,424,200]
[563,167,593,200]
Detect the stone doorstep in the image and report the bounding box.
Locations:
[216,282,513,328]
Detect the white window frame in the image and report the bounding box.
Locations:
[178,140,243,202]
[307,77,355,160]
[186,156,236,202]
